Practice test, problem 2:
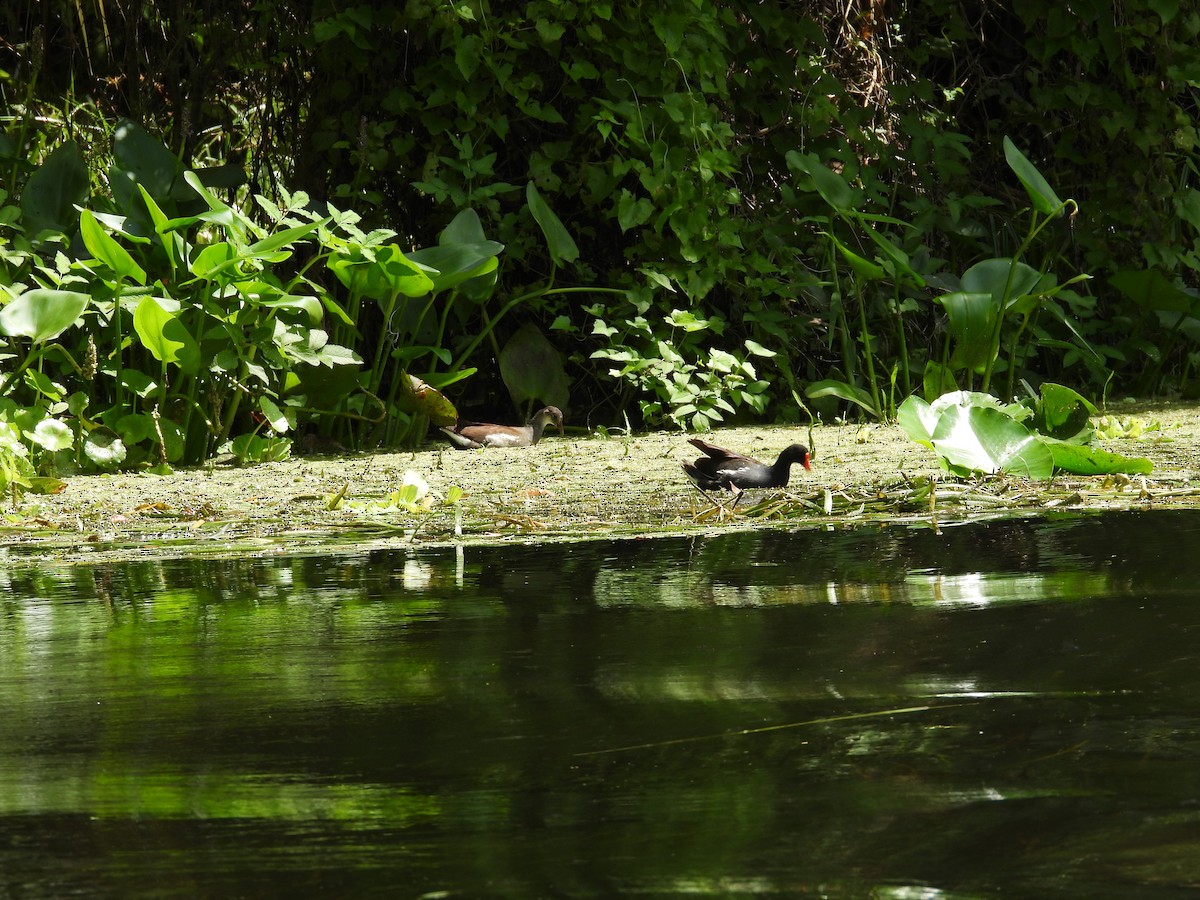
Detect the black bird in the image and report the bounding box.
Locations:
[683,438,812,494]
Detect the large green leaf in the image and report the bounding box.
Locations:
[20,142,89,237]
[901,390,1151,479]
[133,297,201,374]
[897,395,938,445]
[1042,439,1153,476]
[79,210,148,285]
[113,119,182,201]
[1003,136,1064,216]
[1109,268,1197,313]
[440,207,488,245]
[394,374,458,426]
[1034,382,1097,440]
[328,244,435,300]
[406,242,503,295]
[930,403,1054,478]
[961,258,1043,306]
[786,151,857,212]
[0,289,90,342]
[805,378,879,417]
[937,291,995,373]
[526,181,579,266]
[499,323,570,411]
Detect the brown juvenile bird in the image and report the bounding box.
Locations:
[440,405,564,449]
[683,438,812,494]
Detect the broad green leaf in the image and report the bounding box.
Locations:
[406,242,503,295]
[84,430,128,468]
[328,244,435,300]
[1041,439,1153,475]
[1109,268,1197,313]
[617,191,654,231]
[80,210,147,284]
[29,418,74,451]
[394,374,458,426]
[897,395,938,445]
[0,289,90,342]
[440,207,488,245]
[114,119,182,201]
[805,378,879,417]
[499,322,570,411]
[744,339,777,358]
[190,242,237,279]
[931,403,1054,478]
[929,390,1030,421]
[258,397,290,434]
[1003,136,1064,215]
[114,413,158,445]
[20,141,89,237]
[922,361,959,400]
[937,291,995,373]
[786,151,857,212]
[961,258,1042,306]
[526,181,579,265]
[133,296,201,373]
[1035,382,1097,439]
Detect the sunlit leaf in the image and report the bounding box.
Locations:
[394,374,458,426]
[133,297,201,374]
[1042,439,1153,475]
[937,291,995,373]
[29,418,74,452]
[0,289,90,342]
[80,209,147,284]
[930,403,1054,478]
[1035,382,1097,440]
[806,378,879,417]
[84,430,127,468]
[1003,136,1064,215]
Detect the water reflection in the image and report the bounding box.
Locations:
[1,510,1199,897]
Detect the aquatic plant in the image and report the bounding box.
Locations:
[897,385,1153,479]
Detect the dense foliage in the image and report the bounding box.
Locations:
[2,0,1200,475]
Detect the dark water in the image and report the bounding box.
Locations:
[2,510,1199,898]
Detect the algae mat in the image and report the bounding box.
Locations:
[2,402,1197,564]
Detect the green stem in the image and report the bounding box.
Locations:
[893,283,911,396]
[854,279,882,419]
[112,281,126,409]
[370,290,400,394]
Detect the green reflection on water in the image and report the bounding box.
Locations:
[1,512,1199,896]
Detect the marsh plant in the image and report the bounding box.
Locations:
[0,122,587,477]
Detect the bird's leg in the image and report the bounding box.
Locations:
[728,482,745,509]
[691,484,731,517]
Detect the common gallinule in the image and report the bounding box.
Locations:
[440,405,565,449]
[683,438,812,493]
